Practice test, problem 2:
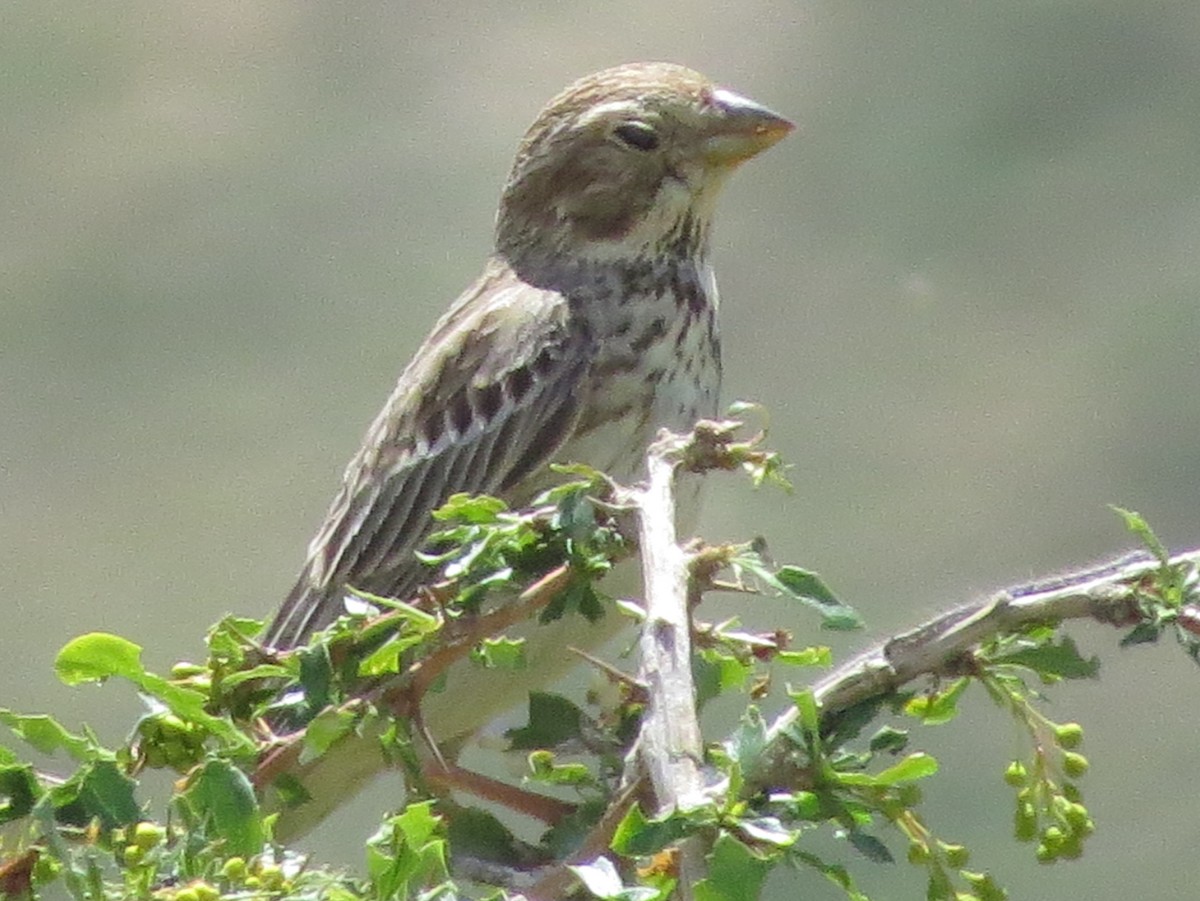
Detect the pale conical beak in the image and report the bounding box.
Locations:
[702,87,794,167]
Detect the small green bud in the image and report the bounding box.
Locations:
[221,857,248,882]
[258,865,284,890]
[190,882,219,901]
[1063,801,1090,829]
[974,874,1007,901]
[133,821,165,850]
[1014,803,1038,842]
[1062,751,1089,778]
[1054,722,1084,749]
[1035,843,1057,864]
[1003,760,1027,787]
[907,841,931,864]
[123,845,144,867]
[939,842,969,867]
[1042,826,1064,850]
[962,870,1004,901]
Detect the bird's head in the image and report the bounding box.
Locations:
[495,62,793,272]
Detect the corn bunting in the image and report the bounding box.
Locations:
[265,61,791,724]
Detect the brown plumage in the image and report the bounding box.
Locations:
[266,62,792,651]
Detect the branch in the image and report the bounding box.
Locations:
[750,548,1196,789]
[627,429,708,895]
[259,564,584,843]
[631,432,706,809]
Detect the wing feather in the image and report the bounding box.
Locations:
[265,262,592,648]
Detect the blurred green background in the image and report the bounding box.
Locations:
[4,1,1200,897]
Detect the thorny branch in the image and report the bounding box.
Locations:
[751,548,1197,790]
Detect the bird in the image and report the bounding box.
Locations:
[264,61,792,753]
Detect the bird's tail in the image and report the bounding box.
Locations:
[263,569,342,650]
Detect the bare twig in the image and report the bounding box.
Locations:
[750,549,1194,790]
[632,432,706,808]
[626,429,710,898]
[524,780,646,901]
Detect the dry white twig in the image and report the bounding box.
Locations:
[626,429,710,897]
[633,431,706,808]
[751,548,1196,789]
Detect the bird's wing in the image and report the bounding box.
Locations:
[266,262,592,647]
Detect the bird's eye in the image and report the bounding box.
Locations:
[612,122,660,152]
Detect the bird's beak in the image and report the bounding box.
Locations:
[701,87,794,167]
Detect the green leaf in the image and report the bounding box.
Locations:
[823,695,887,748]
[357,632,424,677]
[267,773,311,808]
[297,644,335,715]
[873,752,938,785]
[392,800,441,850]
[787,688,821,739]
[181,759,264,857]
[506,692,584,749]
[471,636,527,670]
[794,850,869,900]
[724,708,768,775]
[55,633,144,685]
[541,578,606,624]
[777,646,832,668]
[301,707,358,762]
[443,806,513,865]
[695,650,753,705]
[694,833,771,901]
[735,557,862,630]
[868,726,909,755]
[1111,506,1169,563]
[0,764,42,824]
[847,830,893,863]
[367,810,428,898]
[1120,622,1162,647]
[0,712,94,761]
[903,678,969,725]
[49,759,139,831]
[991,636,1100,680]
[217,663,290,688]
[432,492,507,523]
[552,487,596,535]
[611,804,691,856]
[206,616,263,657]
[773,567,841,608]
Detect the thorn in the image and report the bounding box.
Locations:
[568,646,649,703]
